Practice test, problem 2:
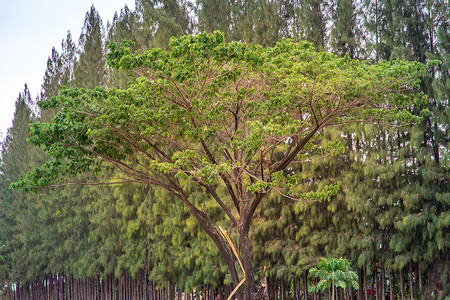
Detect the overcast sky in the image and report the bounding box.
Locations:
[0,0,136,141]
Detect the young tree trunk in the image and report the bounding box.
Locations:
[358,268,363,300]
[166,281,170,300]
[373,265,377,300]
[293,277,298,300]
[417,260,422,294]
[304,271,309,300]
[381,264,385,300]
[144,269,147,300]
[389,270,394,300]
[400,268,405,300]
[73,277,76,300]
[363,267,368,300]
[410,261,417,300]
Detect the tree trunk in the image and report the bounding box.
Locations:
[358,268,363,300]
[239,220,256,299]
[363,267,368,300]
[388,270,394,300]
[381,264,385,300]
[409,262,416,300]
[373,265,377,300]
[400,268,405,300]
[304,271,309,300]
[281,279,286,300]
[417,260,422,294]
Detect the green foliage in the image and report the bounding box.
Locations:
[73,6,106,89]
[13,32,427,195]
[7,32,429,297]
[2,2,448,298]
[294,0,327,50]
[309,257,359,298]
[330,0,358,58]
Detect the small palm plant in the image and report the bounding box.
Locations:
[309,257,359,300]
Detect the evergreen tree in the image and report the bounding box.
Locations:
[73,5,106,88]
[40,47,63,102]
[361,0,393,61]
[196,0,233,39]
[294,0,328,50]
[106,6,138,88]
[330,0,359,58]
[40,31,77,123]
[0,86,41,282]
[60,31,77,88]
[135,0,192,50]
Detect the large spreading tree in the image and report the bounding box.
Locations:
[13,32,428,299]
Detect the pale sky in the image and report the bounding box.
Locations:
[0,0,136,141]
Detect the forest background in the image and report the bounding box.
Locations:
[0,0,448,299]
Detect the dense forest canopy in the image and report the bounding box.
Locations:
[1,1,448,300]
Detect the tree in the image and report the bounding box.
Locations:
[309,257,359,300]
[73,5,106,89]
[330,0,359,58]
[0,85,41,283]
[106,6,139,89]
[196,0,233,40]
[13,32,427,299]
[135,0,192,50]
[294,0,328,50]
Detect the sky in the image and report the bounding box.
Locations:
[0,0,136,141]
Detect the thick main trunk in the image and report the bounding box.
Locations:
[240,221,257,300]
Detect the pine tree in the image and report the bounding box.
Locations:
[73,5,106,88]
[40,47,63,102]
[60,31,77,88]
[0,86,42,282]
[135,0,191,50]
[330,0,359,58]
[294,0,328,50]
[361,0,394,61]
[40,31,77,123]
[196,0,233,39]
[106,6,138,88]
